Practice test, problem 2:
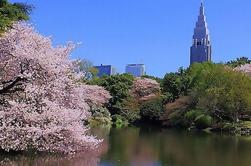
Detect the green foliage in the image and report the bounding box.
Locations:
[242,121,251,129]
[185,110,203,123]
[0,0,7,7]
[13,3,33,16]
[162,62,251,130]
[89,61,251,130]
[161,92,173,103]
[227,57,251,68]
[162,67,191,102]
[140,97,164,121]
[189,62,251,123]
[89,74,134,114]
[163,109,187,127]
[88,106,112,127]
[111,114,129,128]
[162,73,180,100]
[89,67,99,77]
[222,122,235,130]
[184,110,212,129]
[160,96,194,127]
[120,97,141,123]
[141,75,163,84]
[88,74,142,124]
[0,0,33,33]
[89,74,134,100]
[195,115,212,129]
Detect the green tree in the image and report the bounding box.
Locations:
[162,67,191,102]
[0,0,33,33]
[120,96,141,123]
[189,63,251,123]
[89,74,134,115]
[227,57,251,68]
[140,97,164,121]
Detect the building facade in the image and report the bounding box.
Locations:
[125,64,146,77]
[94,65,116,77]
[190,2,212,65]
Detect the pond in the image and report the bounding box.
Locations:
[1,126,251,166]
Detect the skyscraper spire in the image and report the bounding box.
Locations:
[190,1,212,65]
[200,1,204,15]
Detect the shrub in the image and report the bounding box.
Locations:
[185,110,200,121]
[161,96,193,127]
[140,97,164,121]
[120,97,141,123]
[88,106,112,127]
[111,114,129,128]
[194,115,212,129]
[184,110,212,129]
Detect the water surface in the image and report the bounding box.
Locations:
[99,127,251,166]
[1,127,251,166]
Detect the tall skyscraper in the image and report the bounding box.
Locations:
[190,2,212,65]
[125,64,146,77]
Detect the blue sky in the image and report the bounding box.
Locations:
[10,0,251,77]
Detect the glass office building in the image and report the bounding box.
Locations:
[94,65,116,77]
[125,64,145,77]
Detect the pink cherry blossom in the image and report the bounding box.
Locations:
[235,64,251,76]
[130,78,161,102]
[0,22,111,154]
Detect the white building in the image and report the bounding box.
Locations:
[125,64,146,77]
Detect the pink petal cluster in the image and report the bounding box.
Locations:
[80,85,111,106]
[235,64,251,76]
[131,78,161,102]
[0,22,110,154]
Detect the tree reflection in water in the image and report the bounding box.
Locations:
[0,152,99,166]
[0,127,110,166]
[100,127,251,166]
[1,126,251,166]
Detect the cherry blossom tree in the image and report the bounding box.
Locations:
[72,59,98,80]
[80,85,111,106]
[130,78,161,102]
[0,22,111,154]
[235,64,251,76]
